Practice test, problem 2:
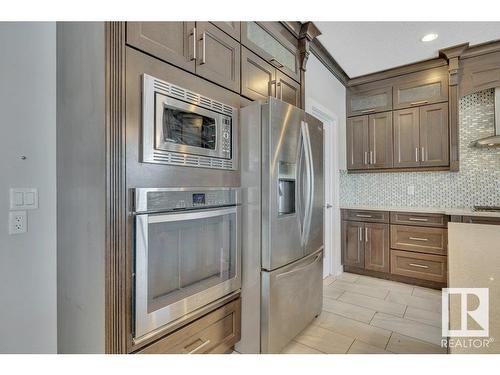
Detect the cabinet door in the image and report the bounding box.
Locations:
[342,221,365,268]
[347,86,392,117]
[241,47,276,101]
[393,108,420,168]
[419,103,449,167]
[211,22,241,41]
[126,22,196,72]
[276,71,300,107]
[195,22,240,92]
[393,67,448,109]
[241,22,300,82]
[346,116,369,170]
[368,112,393,169]
[364,223,390,273]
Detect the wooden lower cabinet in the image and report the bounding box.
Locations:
[138,298,241,354]
[364,223,390,273]
[390,225,447,255]
[390,250,447,283]
[342,221,365,268]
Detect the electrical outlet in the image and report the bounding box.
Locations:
[407,185,415,196]
[9,211,27,235]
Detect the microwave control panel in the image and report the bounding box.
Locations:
[221,117,232,158]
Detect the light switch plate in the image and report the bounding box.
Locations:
[9,210,27,235]
[9,188,38,210]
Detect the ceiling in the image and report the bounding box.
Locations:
[315,22,500,78]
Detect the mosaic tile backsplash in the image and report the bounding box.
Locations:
[340,89,500,208]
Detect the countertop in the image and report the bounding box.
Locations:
[339,204,500,218]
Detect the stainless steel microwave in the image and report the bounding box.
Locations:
[142,74,238,170]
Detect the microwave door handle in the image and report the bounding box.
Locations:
[147,206,236,224]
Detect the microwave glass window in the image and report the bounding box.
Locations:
[147,212,236,314]
[162,106,216,150]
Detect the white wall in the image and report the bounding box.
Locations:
[305,53,347,277]
[0,22,57,353]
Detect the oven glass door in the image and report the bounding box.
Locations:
[155,94,225,159]
[135,206,240,339]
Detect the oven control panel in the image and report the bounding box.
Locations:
[135,188,239,213]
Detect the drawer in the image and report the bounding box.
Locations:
[391,250,447,283]
[462,216,500,225]
[391,225,447,255]
[342,209,389,223]
[390,211,448,228]
[139,298,241,354]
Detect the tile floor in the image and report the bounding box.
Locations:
[281,272,447,354]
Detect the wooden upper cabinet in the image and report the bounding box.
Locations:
[195,22,240,92]
[210,22,241,41]
[459,51,500,96]
[241,47,276,101]
[342,221,365,268]
[369,112,393,169]
[419,103,449,167]
[346,116,369,170]
[393,67,448,110]
[393,108,420,168]
[126,22,196,72]
[276,71,300,107]
[364,223,390,273]
[241,22,300,82]
[347,86,392,117]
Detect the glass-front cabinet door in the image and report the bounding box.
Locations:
[134,207,240,338]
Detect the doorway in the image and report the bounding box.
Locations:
[306,100,341,278]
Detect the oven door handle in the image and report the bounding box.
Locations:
[147,206,237,224]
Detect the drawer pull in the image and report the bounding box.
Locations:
[356,214,372,218]
[408,217,428,222]
[361,109,376,113]
[409,236,429,242]
[410,100,428,106]
[187,339,211,354]
[409,263,429,269]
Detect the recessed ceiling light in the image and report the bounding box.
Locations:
[421,33,438,42]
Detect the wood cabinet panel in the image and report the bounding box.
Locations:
[390,225,447,255]
[459,51,500,97]
[342,209,389,223]
[393,67,448,109]
[390,212,448,228]
[276,71,300,107]
[342,221,365,268]
[419,103,449,167]
[390,250,447,283]
[346,116,369,170]
[139,298,241,354]
[364,223,390,273]
[393,107,420,168]
[195,22,240,92]
[369,111,393,169]
[126,22,196,72]
[347,85,392,117]
[241,47,276,101]
[211,22,240,41]
[462,216,500,225]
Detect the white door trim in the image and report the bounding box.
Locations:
[306,99,342,277]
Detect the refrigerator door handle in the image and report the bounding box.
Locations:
[300,121,314,248]
[296,130,305,239]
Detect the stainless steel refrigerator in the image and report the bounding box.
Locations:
[236,97,324,353]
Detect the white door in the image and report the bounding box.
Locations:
[307,100,338,278]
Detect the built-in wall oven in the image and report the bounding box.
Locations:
[142,74,238,170]
[133,187,241,340]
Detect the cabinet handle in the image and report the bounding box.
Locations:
[200,32,206,65]
[408,217,428,222]
[364,151,368,165]
[358,227,362,242]
[409,236,429,242]
[415,147,419,162]
[373,150,377,164]
[421,147,425,162]
[365,227,368,242]
[187,339,211,354]
[269,58,284,69]
[361,109,376,113]
[410,100,428,106]
[278,81,283,100]
[409,263,429,269]
[190,27,197,61]
[356,214,372,218]
[370,151,374,164]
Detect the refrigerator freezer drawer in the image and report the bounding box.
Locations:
[261,249,323,353]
